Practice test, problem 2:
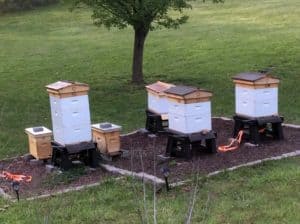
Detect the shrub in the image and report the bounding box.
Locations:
[0,0,59,13]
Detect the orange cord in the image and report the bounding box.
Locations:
[218,127,266,152]
[1,171,32,182]
[218,130,244,152]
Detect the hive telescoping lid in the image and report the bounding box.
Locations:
[232,72,280,88]
[46,80,90,98]
[145,81,175,95]
[164,85,213,104]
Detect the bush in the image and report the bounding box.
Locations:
[0,0,59,13]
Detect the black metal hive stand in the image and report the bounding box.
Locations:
[233,115,284,144]
[165,129,217,160]
[145,109,168,133]
[51,141,98,170]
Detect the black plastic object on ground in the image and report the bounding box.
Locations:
[165,129,217,160]
[233,115,284,144]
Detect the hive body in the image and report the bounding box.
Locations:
[46,81,92,146]
[146,81,175,114]
[168,101,212,133]
[235,86,278,117]
[165,86,213,134]
[233,72,280,118]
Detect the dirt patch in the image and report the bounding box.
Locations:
[0,118,299,198]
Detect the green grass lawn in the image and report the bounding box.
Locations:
[0,157,299,223]
[0,0,299,158]
[0,1,300,223]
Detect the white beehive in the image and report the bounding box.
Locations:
[145,81,175,114]
[46,81,92,145]
[164,86,213,134]
[233,72,280,118]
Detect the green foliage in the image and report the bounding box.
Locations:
[74,0,194,31]
[0,0,59,13]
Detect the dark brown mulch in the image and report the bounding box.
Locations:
[0,118,299,198]
[114,118,300,182]
[0,158,109,198]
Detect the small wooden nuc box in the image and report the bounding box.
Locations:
[92,123,122,155]
[25,127,53,160]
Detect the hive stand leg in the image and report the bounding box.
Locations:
[145,114,151,131]
[149,115,157,133]
[60,151,72,170]
[205,138,217,154]
[51,148,58,166]
[272,122,284,140]
[166,136,176,157]
[155,116,163,132]
[233,118,244,137]
[88,148,98,168]
[249,123,260,144]
[183,140,192,160]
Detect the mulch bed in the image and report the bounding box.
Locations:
[0,118,299,198]
[0,158,109,198]
[115,118,300,182]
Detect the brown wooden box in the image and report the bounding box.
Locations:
[25,127,53,160]
[92,123,121,155]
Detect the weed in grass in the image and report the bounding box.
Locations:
[42,166,86,189]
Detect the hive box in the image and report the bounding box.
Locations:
[25,127,53,160]
[92,123,122,155]
[145,81,175,114]
[46,81,92,146]
[164,86,213,134]
[233,72,280,118]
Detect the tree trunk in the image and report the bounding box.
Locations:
[132,27,148,84]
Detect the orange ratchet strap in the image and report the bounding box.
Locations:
[218,130,244,152]
[218,128,266,152]
[0,171,32,182]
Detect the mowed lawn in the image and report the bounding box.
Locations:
[0,157,299,223]
[0,0,299,158]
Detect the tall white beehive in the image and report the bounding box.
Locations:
[46,81,92,145]
[233,72,280,118]
[145,81,175,114]
[164,86,213,134]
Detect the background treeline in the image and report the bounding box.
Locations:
[0,0,59,13]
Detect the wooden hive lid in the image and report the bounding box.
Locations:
[145,81,175,95]
[233,72,280,88]
[46,80,90,98]
[164,85,213,104]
